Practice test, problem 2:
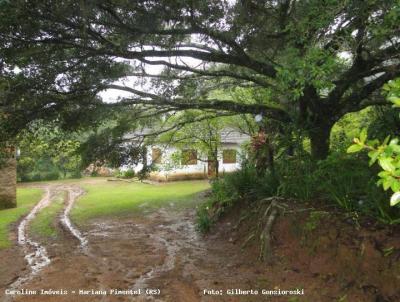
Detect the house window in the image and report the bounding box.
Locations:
[223,149,237,164]
[152,148,162,164]
[182,149,197,165]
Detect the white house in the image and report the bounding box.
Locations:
[123,129,250,181]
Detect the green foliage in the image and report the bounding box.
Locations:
[330,107,375,153]
[314,154,378,212]
[214,162,279,202]
[280,153,397,222]
[1,0,399,166]
[112,168,135,179]
[348,133,400,207]
[347,78,400,207]
[303,211,328,233]
[384,78,400,107]
[122,169,135,179]
[207,151,398,225]
[196,202,213,233]
[17,123,82,182]
[276,154,317,200]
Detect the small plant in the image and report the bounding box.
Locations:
[196,203,213,233]
[303,211,328,232]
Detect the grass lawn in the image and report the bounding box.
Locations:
[71,180,210,224]
[29,191,65,239]
[0,188,43,248]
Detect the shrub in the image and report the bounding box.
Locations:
[41,171,60,181]
[123,169,135,179]
[69,170,82,179]
[204,151,400,226]
[196,204,213,233]
[21,170,60,182]
[276,154,317,200]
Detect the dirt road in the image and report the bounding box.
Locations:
[0,184,271,302]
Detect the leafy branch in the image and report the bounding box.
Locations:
[347,78,400,206]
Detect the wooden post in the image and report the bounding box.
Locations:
[0,146,17,209]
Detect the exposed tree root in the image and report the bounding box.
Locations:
[241,233,256,250]
[257,197,288,262]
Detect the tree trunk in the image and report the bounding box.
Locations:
[214,147,219,178]
[309,123,332,160]
[0,156,17,209]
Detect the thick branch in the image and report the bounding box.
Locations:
[104,84,290,121]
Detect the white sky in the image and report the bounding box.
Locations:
[98,56,203,103]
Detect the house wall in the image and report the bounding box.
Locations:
[150,144,243,181]
[149,146,207,181]
[120,143,244,181]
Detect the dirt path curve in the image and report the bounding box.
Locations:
[1,184,268,302]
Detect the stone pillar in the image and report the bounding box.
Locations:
[0,150,17,209]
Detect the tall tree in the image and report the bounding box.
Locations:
[0,0,399,159]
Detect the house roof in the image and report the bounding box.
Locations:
[220,129,250,144]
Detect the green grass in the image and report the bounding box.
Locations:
[71,180,210,224]
[29,191,65,239]
[0,188,43,248]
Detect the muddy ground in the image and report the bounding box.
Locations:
[0,182,399,302]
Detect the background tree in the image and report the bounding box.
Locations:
[17,122,82,181]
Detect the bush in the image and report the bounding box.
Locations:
[195,162,279,232]
[123,169,135,179]
[41,171,60,181]
[203,152,400,226]
[20,170,60,182]
[276,154,317,200]
[69,170,82,179]
[274,152,400,222]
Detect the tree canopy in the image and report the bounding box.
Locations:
[0,0,399,159]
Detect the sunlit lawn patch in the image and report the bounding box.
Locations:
[71,180,210,224]
[30,191,65,239]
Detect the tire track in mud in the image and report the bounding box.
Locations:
[7,185,89,296]
[60,186,88,250]
[8,187,52,292]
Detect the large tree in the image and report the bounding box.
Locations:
[0,0,399,159]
